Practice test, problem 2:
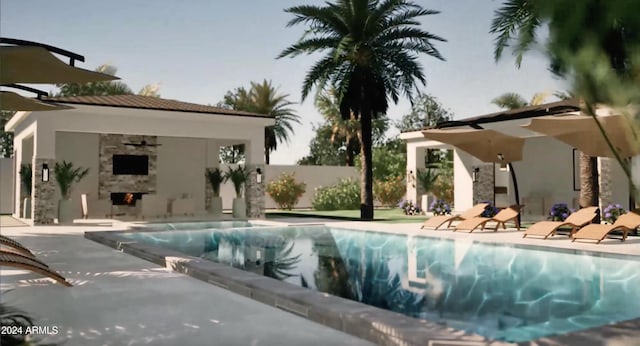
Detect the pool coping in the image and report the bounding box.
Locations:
[85,229,501,346]
[85,222,640,346]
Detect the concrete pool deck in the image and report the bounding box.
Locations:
[2,217,640,345]
[0,223,374,346]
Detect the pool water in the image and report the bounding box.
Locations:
[122,226,640,342]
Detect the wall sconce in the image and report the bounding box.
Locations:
[472,167,480,183]
[256,168,262,183]
[407,170,415,188]
[42,163,49,182]
[497,153,505,161]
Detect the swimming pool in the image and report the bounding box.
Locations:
[122,225,640,342]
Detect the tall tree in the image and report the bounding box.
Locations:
[395,92,452,132]
[490,1,640,207]
[315,88,389,166]
[297,123,347,166]
[491,91,551,110]
[279,0,445,220]
[220,80,301,164]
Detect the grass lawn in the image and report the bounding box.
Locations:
[265,208,430,223]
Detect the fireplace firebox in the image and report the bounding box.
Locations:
[110,192,147,206]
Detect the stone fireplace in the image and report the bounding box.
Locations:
[110,192,147,206]
[98,134,158,216]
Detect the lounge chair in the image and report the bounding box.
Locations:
[0,252,72,287]
[572,212,640,244]
[0,234,34,257]
[453,206,520,232]
[522,206,599,239]
[421,203,489,230]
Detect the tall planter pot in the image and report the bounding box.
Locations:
[232,198,246,219]
[58,199,74,224]
[209,196,223,218]
[421,194,436,215]
[22,197,32,219]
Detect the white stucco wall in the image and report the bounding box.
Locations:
[452,149,476,212]
[55,132,100,219]
[510,136,580,214]
[0,158,14,214]
[156,137,208,212]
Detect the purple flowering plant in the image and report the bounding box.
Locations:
[399,199,421,215]
[480,201,500,217]
[549,203,573,221]
[603,203,627,224]
[429,199,451,216]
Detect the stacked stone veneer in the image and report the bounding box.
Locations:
[98,134,158,216]
[598,157,612,209]
[32,158,56,224]
[245,164,265,219]
[472,164,495,205]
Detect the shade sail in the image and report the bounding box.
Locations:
[0,91,73,111]
[422,128,525,163]
[522,114,639,158]
[0,46,118,84]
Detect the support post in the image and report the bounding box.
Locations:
[507,163,521,227]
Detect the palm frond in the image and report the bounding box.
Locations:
[490,0,541,65]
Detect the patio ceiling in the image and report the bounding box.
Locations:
[522,114,639,158]
[421,128,525,163]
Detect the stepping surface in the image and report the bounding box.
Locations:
[0,226,373,346]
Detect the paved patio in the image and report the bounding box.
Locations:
[0,223,373,346]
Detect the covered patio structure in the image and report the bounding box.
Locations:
[400,100,632,220]
[4,95,275,225]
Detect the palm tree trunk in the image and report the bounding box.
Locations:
[579,153,600,222]
[359,114,374,220]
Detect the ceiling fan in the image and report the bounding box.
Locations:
[122,136,162,147]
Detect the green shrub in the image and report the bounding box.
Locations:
[373,176,406,207]
[312,178,360,211]
[266,172,306,210]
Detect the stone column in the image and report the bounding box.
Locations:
[472,164,494,205]
[598,157,612,210]
[32,158,56,225]
[245,164,265,219]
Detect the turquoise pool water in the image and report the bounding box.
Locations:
[122,226,640,342]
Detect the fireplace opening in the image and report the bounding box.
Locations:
[110,192,147,206]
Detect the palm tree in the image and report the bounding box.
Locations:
[491,91,550,110]
[315,88,361,166]
[249,80,301,165]
[278,0,445,220]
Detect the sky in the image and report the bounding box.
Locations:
[0,0,567,164]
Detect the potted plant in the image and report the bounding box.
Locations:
[417,166,439,214]
[206,167,224,217]
[19,164,32,219]
[54,161,89,224]
[224,165,249,218]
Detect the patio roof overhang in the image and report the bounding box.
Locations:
[421,128,525,163]
[522,114,639,158]
[0,91,73,112]
[0,45,117,85]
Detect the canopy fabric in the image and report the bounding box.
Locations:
[522,114,639,158]
[421,128,525,163]
[0,91,73,111]
[0,46,117,84]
